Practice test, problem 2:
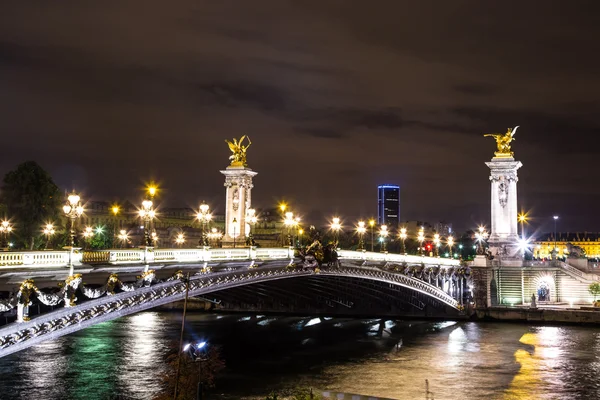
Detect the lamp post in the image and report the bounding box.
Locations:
[138,200,155,247]
[42,223,55,250]
[279,203,287,246]
[63,192,84,247]
[175,232,185,248]
[118,229,129,248]
[447,236,454,259]
[0,220,13,250]
[331,217,341,247]
[111,205,120,247]
[417,228,425,256]
[399,227,407,255]
[82,226,94,249]
[208,228,223,247]
[475,226,488,255]
[357,221,366,251]
[369,219,375,252]
[196,202,212,246]
[298,228,304,247]
[247,208,258,246]
[433,233,440,257]
[518,213,527,242]
[232,218,238,248]
[283,212,295,247]
[553,215,559,256]
[379,225,389,253]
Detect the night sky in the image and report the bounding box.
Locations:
[1,1,599,233]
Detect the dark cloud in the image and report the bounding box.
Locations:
[453,83,499,96]
[0,1,599,232]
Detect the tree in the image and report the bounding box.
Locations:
[589,282,600,302]
[0,161,61,249]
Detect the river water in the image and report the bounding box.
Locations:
[0,312,599,399]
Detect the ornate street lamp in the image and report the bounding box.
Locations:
[138,199,156,246]
[118,229,129,248]
[433,233,440,257]
[518,213,527,241]
[553,215,559,255]
[356,221,366,251]
[232,218,238,248]
[417,227,425,256]
[207,228,223,247]
[284,212,295,247]
[247,208,258,246]
[196,202,212,246]
[475,226,488,255]
[379,224,389,253]
[63,192,84,247]
[279,203,287,246]
[369,219,376,252]
[399,227,407,254]
[0,220,13,250]
[298,228,304,247]
[111,205,120,247]
[175,232,185,248]
[42,223,55,250]
[331,217,341,246]
[447,236,454,258]
[82,226,94,249]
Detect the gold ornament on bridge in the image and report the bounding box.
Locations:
[484,126,519,157]
[225,135,252,167]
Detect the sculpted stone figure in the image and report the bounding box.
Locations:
[484,126,519,157]
[225,135,252,167]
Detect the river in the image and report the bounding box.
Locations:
[0,312,599,399]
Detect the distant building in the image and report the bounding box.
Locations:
[377,185,400,228]
[533,232,600,259]
[434,221,453,237]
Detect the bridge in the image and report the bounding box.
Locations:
[0,247,466,357]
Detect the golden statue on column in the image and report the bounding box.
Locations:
[225,135,252,167]
[484,126,519,157]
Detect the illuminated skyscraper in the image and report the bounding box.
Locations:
[377,185,400,228]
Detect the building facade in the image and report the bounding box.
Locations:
[377,185,400,228]
[533,232,600,259]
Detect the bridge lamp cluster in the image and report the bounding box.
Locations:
[196,202,212,223]
[207,227,223,244]
[0,220,14,248]
[63,192,84,247]
[379,225,389,252]
[83,226,94,239]
[356,221,367,251]
[118,229,129,247]
[417,228,425,255]
[175,233,185,246]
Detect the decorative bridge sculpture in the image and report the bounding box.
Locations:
[0,247,467,358]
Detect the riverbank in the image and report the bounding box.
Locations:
[474,306,600,324]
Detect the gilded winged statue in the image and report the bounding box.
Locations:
[225,135,252,166]
[484,126,519,157]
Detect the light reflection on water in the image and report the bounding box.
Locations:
[0,314,599,400]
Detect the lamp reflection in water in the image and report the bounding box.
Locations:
[119,312,163,397]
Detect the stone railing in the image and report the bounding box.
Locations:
[0,247,460,269]
[337,250,461,267]
[0,251,81,268]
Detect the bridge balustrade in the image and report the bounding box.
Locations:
[0,251,73,268]
[337,250,460,266]
[0,248,458,268]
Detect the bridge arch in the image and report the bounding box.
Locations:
[0,264,460,358]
